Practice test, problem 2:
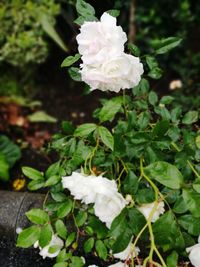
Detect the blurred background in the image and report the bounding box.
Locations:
[0,0,200,190]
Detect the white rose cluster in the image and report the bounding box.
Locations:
[186,236,200,267]
[76,12,144,92]
[62,171,127,228]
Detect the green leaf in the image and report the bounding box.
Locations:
[57,200,73,218]
[193,179,200,193]
[123,170,138,194]
[153,211,185,251]
[61,54,81,68]
[76,0,95,17]
[146,55,158,69]
[148,67,163,79]
[148,91,158,106]
[68,67,82,81]
[153,37,182,54]
[65,232,76,247]
[160,96,174,105]
[75,211,87,227]
[74,15,97,25]
[106,9,120,17]
[178,215,200,236]
[128,208,146,235]
[182,111,198,124]
[28,179,45,191]
[173,196,188,214]
[55,220,67,239]
[95,240,107,260]
[133,78,150,96]
[28,111,57,123]
[57,249,70,263]
[98,126,114,150]
[152,120,170,138]
[84,237,94,253]
[111,227,132,253]
[40,14,68,52]
[88,216,108,239]
[49,245,62,254]
[69,256,84,267]
[166,251,179,267]
[195,136,200,149]
[99,97,123,123]
[45,162,60,178]
[51,192,67,202]
[182,189,200,217]
[145,161,183,189]
[26,209,49,224]
[22,167,43,180]
[0,135,21,167]
[128,43,140,57]
[45,175,60,187]
[39,224,52,248]
[74,123,97,137]
[137,111,150,130]
[17,226,41,248]
[110,209,127,239]
[136,188,155,204]
[0,154,9,181]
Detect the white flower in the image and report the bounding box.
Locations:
[88,265,98,267]
[34,234,63,259]
[113,239,140,260]
[169,79,182,90]
[137,201,165,222]
[62,172,127,228]
[108,262,129,267]
[80,53,143,92]
[94,192,127,228]
[76,12,127,65]
[186,236,200,267]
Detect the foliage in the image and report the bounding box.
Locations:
[0,0,60,67]
[17,1,200,266]
[0,135,21,181]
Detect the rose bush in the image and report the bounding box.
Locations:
[17,1,199,267]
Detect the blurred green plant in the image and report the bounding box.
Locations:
[0,135,21,181]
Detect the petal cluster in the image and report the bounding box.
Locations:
[76,12,143,92]
[62,172,127,228]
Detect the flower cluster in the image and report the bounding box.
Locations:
[62,171,127,228]
[76,12,144,92]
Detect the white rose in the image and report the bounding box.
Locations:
[113,238,140,260]
[62,172,118,204]
[80,53,143,92]
[94,192,127,228]
[62,172,127,228]
[77,12,127,65]
[34,234,63,259]
[137,201,165,222]
[108,262,129,267]
[186,236,200,267]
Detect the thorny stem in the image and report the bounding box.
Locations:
[139,158,167,267]
[86,138,99,175]
[171,142,200,179]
